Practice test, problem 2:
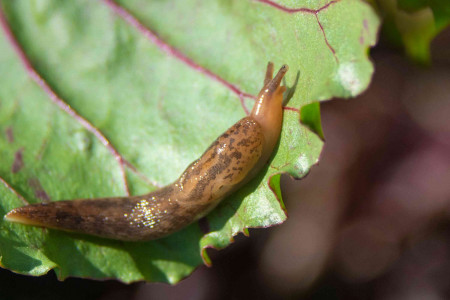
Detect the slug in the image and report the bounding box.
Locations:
[5,63,288,241]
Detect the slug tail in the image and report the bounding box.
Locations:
[5,201,92,231]
[5,206,48,227]
[4,195,185,241]
[4,198,145,240]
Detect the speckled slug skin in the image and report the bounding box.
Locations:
[5,63,288,241]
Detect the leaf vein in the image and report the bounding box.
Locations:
[0,176,29,205]
[254,0,339,62]
[0,7,161,194]
[103,0,255,114]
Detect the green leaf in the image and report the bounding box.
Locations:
[300,102,324,141]
[0,0,379,283]
[377,0,450,64]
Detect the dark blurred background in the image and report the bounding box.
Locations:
[1,26,449,300]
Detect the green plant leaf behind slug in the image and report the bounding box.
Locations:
[0,0,379,283]
[375,0,450,64]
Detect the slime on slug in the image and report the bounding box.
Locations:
[5,63,289,241]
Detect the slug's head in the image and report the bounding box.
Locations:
[250,63,288,151]
[251,63,288,119]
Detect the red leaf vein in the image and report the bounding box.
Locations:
[0,8,161,194]
[255,0,339,62]
[0,176,29,205]
[103,0,255,114]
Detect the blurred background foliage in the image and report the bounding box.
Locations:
[375,0,450,63]
[1,0,450,299]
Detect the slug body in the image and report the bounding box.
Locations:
[5,63,288,241]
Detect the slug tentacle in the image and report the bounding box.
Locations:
[264,62,274,86]
[266,64,288,95]
[5,63,289,241]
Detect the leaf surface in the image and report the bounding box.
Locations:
[0,0,379,283]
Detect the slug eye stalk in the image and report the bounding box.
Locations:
[266,63,289,94]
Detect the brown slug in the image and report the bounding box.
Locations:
[5,63,289,241]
